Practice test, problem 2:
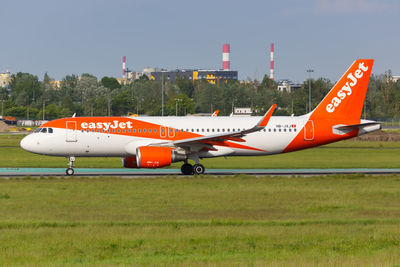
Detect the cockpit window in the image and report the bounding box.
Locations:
[34,128,42,133]
[48,128,53,133]
[41,128,47,133]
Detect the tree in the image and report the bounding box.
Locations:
[101,76,121,90]
[165,94,195,115]
[10,73,41,106]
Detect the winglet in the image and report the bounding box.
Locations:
[211,110,219,117]
[257,104,276,127]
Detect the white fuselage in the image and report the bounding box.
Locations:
[20,115,311,158]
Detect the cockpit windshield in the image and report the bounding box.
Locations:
[34,127,54,133]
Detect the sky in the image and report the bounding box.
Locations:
[0,0,399,82]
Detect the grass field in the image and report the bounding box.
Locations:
[1,175,400,265]
[1,134,400,169]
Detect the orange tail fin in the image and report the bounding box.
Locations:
[311,59,374,121]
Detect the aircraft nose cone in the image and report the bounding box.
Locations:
[20,135,34,152]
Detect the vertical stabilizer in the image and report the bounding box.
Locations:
[312,59,374,121]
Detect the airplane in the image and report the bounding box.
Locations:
[20,59,380,176]
[211,110,219,117]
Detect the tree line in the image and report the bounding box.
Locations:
[0,71,399,120]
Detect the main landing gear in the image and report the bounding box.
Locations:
[66,156,75,176]
[181,162,205,175]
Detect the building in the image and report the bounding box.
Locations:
[49,80,61,89]
[392,76,400,82]
[233,107,252,115]
[0,71,11,87]
[150,69,238,84]
[277,80,302,93]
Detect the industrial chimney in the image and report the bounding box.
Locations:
[222,44,230,70]
[270,43,274,80]
[122,56,126,79]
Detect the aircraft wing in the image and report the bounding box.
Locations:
[152,104,276,148]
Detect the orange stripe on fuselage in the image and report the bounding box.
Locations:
[283,117,359,153]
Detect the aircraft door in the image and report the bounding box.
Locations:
[66,121,77,142]
[168,128,175,138]
[160,126,167,138]
[304,120,314,141]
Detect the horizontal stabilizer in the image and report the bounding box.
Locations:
[336,121,381,130]
[333,120,381,136]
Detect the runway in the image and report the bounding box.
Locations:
[0,167,400,177]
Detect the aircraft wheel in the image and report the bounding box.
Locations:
[181,163,193,175]
[66,168,74,176]
[193,164,205,175]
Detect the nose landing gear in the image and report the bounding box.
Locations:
[66,156,75,176]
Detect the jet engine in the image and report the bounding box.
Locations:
[122,156,139,168]
[123,146,186,168]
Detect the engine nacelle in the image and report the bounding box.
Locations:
[123,146,186,168]
[122,156,139,168]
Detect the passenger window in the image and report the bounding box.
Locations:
[133,129,136,133]
[154,129,157,133]
[222,129,225,132]
[284,129,286,132]
[118,129,121,133]
[113,129,115,133]
[196,129,199,132]
[149,129,152,133]
[143,129,146,133]
[212,129,215,132]
[294,128,297,132]
[138,129,141,133]
[274,129,276,132]
[268,129,271,132]
[279,129,281,132]
[217,129,220,132]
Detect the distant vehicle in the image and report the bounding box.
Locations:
[21,59,380,175]
[0,116,17,125]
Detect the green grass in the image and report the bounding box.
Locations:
[1,175,400,265]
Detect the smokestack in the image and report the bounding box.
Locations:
[222,44,230,70]
[122,56,126,79]
[270,43,274,80]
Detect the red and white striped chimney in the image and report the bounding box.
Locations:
[222,44,230,70]
[122,56,126,79]
[270,43,274,80]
